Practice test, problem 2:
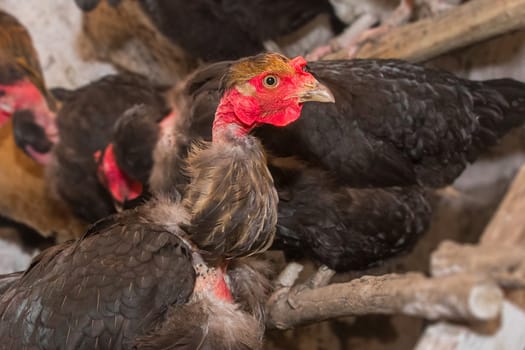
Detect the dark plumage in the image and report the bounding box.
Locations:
[98,61,433,271]
[47,73,168,222]
[108,106,431,271]
[112,104,168,185]
[0,206,269,349]
[268,157,431,271]
[75,0,341,62]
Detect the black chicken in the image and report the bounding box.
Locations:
[74,0,341,62]
[177,58,525,188]
[46,73,168,222]
[0,53,334,349]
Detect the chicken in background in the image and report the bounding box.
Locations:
[46,73,169,223]
[0,10,86,241]
[0,53,333,349]
[73,0,344,84]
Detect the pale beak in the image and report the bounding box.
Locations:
[298,80,335,104]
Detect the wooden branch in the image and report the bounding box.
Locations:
[325,0,525,62]
[431,241,525,288]
[420,165,525,349]
[415,302,525,350]
[266,272,503,330]
[480,165,525,245]
[274,262,304,289]
[431,166,525,288]
[0,123,86,241]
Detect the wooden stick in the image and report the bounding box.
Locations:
[266,272,503,330]
[431,240,525,288]
[421,166,525,349]
[480,165,525,245]
[431,166,525,288]
[325,0,525,62]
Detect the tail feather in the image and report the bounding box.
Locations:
[481,78,525,133]
[469,78,525,157]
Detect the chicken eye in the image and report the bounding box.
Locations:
[263,75,279,89]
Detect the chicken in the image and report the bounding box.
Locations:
[93,103,176,210]
[28,73,167,223]
[0,52,334,348]
[74,0,343,84]
[176,58,525,188]
[0,10,86,239]
[0,10,56,135]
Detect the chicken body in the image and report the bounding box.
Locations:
[0,206,267,349]
[116,104,431,271]
[48,73,168,222]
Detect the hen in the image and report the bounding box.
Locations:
[176,58,525,188]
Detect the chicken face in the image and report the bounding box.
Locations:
[217,53,334,134]
[0,80,57,150]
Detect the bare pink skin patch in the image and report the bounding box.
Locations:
[193,263,234,303]
[95,143,143,204]
[159,108,178,134]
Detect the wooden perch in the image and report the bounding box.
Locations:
[326,0,525,62]
[431,166,525,288]
[432,241,525,288]
[419,165,525,349]
[0,123,86,241]
[266,271,502,330]
[480,165,525,245]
